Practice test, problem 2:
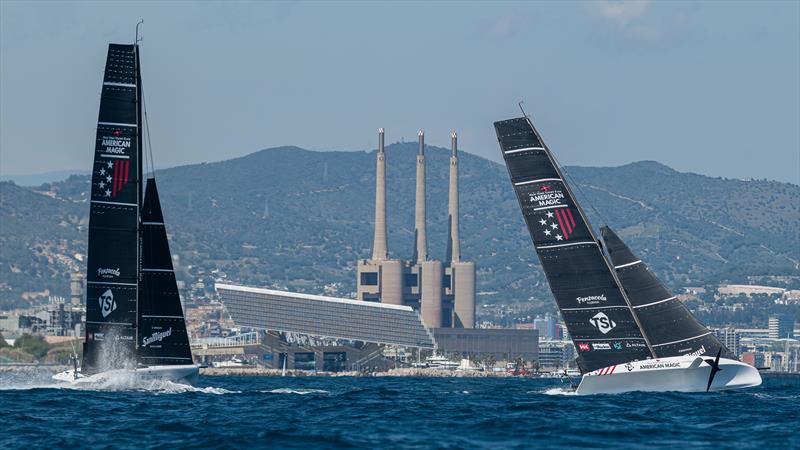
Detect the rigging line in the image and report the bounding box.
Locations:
[140,78,156,179]
[551,150,609,227]
[518,100,608,226]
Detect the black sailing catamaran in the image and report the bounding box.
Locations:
[54,39,197,384]
[493,111,760,394]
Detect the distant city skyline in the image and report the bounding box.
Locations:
[1,1,798,184]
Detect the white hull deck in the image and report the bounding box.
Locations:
[576,355,761,395]
[52,364,199,386]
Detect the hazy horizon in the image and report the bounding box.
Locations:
[1,1,798,183]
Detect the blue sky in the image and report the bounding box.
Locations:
[1,1,798,183]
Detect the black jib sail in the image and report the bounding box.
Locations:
[83,44,142,373]
[494,116,654,373]
[601,226,734,359]
[137,179,193,366]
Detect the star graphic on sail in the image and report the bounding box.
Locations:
[537,206,578,242]
[95,158,131,199]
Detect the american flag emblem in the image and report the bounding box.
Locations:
[97,159,130,198]
[537,207,577,241]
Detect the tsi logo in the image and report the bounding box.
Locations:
[99,289,117,318]
[589,312,616,334]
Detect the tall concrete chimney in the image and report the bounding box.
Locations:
[446,131,460,264]
[371,128,388,260]
[414,130,428,263]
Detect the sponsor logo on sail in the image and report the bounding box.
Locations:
[613,342,623,350]
[99,289,116,318]
[529,187,564,207]
[589,312,616,334]
[142,328,173,347]
[578,343,590,351]
[626,341,647,348]
[682,345,707,357]
[97,267,120,278]
[592,343,611,350]
[101,136,131,155]
[576,294,607,305]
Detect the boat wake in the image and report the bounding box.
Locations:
[0,372,236,395]
[264,388,330,395]
[540,387,579,396]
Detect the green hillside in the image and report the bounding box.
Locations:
[0,145,797,311]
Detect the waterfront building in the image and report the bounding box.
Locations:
[216,283,435,371]
[769,314,795,339]
[356,129,476,329]
[538,340,575,370]
[533,313,557,340]
[713,327,741,357]
[431,328,538,362]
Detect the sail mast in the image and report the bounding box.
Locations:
[134,42,143,351]
[520,114,656,358]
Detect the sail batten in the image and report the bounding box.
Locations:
[495,116,654,373]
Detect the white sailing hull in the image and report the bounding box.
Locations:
[576,355,761,395]
[52,364,199,386]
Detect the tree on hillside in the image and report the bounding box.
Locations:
[0,332,8,348]
[13,334,50,359]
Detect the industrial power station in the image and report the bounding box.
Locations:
[356,129,476,329]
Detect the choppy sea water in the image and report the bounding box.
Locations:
[0,371,797,449]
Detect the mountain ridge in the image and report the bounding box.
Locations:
[1,144,797,311]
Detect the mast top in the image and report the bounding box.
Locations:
[135,19,144,45]
[518,100,528,118]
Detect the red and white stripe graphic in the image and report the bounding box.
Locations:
[554,207,576,240]
[598,365,617,376]
[113,160,130,197]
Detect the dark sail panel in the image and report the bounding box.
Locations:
[495,117,653,373]
[601,227,734,359]
[137,179,193,366]
[83,44,140,374]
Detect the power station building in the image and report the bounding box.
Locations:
[357,129,476,329]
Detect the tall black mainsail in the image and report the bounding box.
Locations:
[494,116,654,373]
[138,179,193,366]
[84,44,142,373]
[601,227,733,359]
[82,43,191,374]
